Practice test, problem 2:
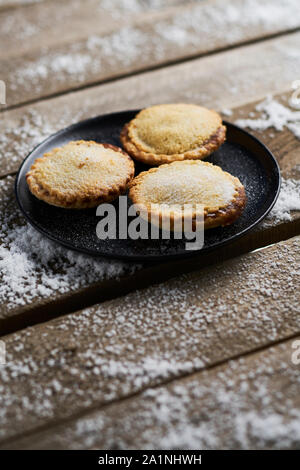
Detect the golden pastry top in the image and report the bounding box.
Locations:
[130,160,242,213]
[26,140,134,208]
[27,140,133,197]
[127,103,222,155]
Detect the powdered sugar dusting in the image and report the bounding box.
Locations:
[234,96,300,223]
[7,340,300,449]
[102,344,300,450]
[0,170,298,310]
[0,108,85,175]
[100,0,188,15]
[9,25,159,99]
[267,178,300,223]
[235,96,300,139]
[0,237,299,444]
[0,0,44,6]
[102,343,299,450]
[6,0,300,105]
[0,177,137,311]
[48,341,298,450]
[154,0,300,47]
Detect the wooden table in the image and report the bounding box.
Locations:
[0,0,299,449]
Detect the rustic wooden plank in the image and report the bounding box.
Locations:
[2,0,300,60]
[0,0,176,59]
[0,89,299,333]
[2,32,300,177]
[5,337,299,450]
[0,1,123,59]
[0,0,187,13]
[1,0,300,108]
[0,237,299,446]
[1,26,299,330]
[0,0,46,10]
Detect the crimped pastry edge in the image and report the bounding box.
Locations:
[128,162,246,230]
[26,141,135,209]
[120,122,226,165]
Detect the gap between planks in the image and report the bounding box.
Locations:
[1,0,300,109]
[1,325,299,448]
[20,336,300,449]
[0,235,298,445]
[0,91,299,337]
[2,33,300,178]
[2,26,300,115]
[0,223,299,338]
[0,0,46,12]
[0,0,189,13]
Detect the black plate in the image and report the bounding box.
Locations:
[15,110,280,261]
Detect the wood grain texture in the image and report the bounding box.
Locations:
[1,0,300,107]
[2,0,299,59]
[1,32,300,177]
[0,0,45,10]
[1,0,299,451]
[0,90,299,333]
[0,0,188,13]
[0,1,121,58]
[5,337,298,449]
[0,236,299,446]
[0,0,164,58]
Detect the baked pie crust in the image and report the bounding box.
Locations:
[26,140,134,209]
[129,160,246,230]
[121,103,226,165]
